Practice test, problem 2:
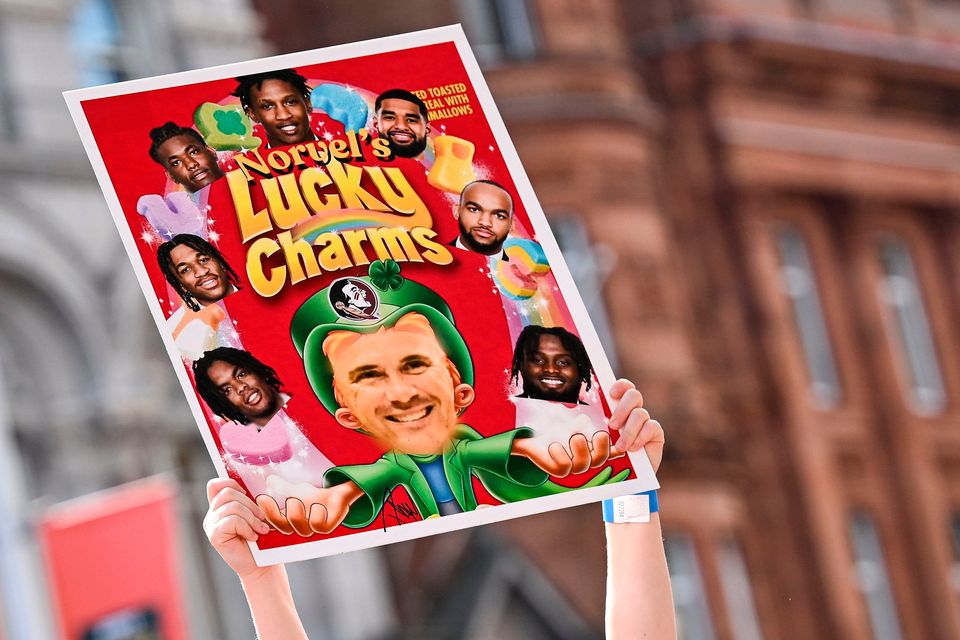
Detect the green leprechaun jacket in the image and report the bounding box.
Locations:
[322,424,630,527]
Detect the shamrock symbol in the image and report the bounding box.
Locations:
[368,259,403,291]
[214,109,246,135]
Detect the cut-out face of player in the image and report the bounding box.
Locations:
[328,321,474,456]
[520,334,581,403]
[206,360,283,425]
[245,78,313,147]
[455,182,514,255]
[169,244,231,307]
[156,134,223,192]
[374,98,430,159]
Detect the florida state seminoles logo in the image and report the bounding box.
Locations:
[329,278,380,321]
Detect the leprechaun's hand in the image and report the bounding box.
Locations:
[511,431,614,478]
[255,476,362,536]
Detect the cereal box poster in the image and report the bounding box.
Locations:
[65,26,658,564]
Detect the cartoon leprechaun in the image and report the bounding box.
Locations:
[256,260,630,536]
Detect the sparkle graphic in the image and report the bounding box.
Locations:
[209,230,221,242]
[323,131,335,141]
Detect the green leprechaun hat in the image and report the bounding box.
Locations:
[290,259,474,415]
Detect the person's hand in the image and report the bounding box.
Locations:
[607,379,663,472]
[512,431,615,477]
[255,476,362,537]
[204,478,272,579]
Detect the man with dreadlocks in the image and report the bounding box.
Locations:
[511,325,594,404]
[147,122,223,192]
[194,347,286,428]
[233,69,315,147]
[194,347,333,501]
[156,234,241,360]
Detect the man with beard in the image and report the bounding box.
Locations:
[373,88,430,160]
[451,180,514,259]
[194,347,286,428]
[511,325,593,404]
[148,122,224,192]
[157,234,241,359]
[234,69,315,148]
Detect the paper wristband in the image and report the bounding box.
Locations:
[602,490,659,524]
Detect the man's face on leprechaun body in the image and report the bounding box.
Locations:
[326,313,473,456]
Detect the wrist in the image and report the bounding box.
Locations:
[239,563,285,586]
[602,490,658,524]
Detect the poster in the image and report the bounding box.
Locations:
[65,25,658,564]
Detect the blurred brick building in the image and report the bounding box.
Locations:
[250,1,960,638]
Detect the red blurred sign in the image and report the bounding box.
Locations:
[38,476,187,640]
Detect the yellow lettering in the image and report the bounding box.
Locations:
[228,169,272,243]
[367,227,422,262]
[289,144,309,169]
[277,230,321,285]
[329,139,351,161]
[235,150,272,182]
[307,142,329,165]
[314,232,354,271]
[371,137,391,158]
[262,173,311,230]
[411,227,453,265]
[368,168,430,219]
[246,237,285,297]
[299,167,340,212]
[341,229,371,266]
[267,150,292,172]
[326,160,390,212]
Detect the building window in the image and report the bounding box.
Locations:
[775,227,842,408]
[71,0,127,87]
[718,537,764,640]
[877,238,945,415]
[551,216,620,372]
[664,533,716,640]
[456,0,539,65]
[849,511,904,640]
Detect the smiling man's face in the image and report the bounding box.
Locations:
[206,360,282,425]
[520,334,581,403]
[156,134,223,192]
[329,325,462,456]
[246,78,313,147]
[374,98,429,159]
[169,244,230,306]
